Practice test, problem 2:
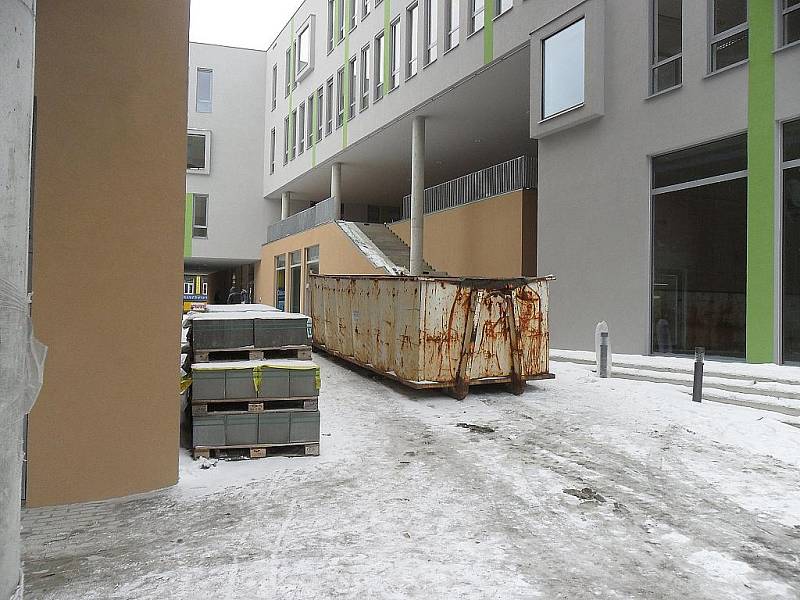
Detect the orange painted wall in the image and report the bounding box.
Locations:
[389,190,537,277]
[27,0,189,506]
[256,222,382,313]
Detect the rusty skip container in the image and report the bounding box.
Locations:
[309,275,554,398]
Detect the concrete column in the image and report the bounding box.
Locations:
[0,1,36,598]
[410,116,426,276]
[330,162,342,220]
[281,191,291,220]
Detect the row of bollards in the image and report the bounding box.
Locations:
[595,322,704,403]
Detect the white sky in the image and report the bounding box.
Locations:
[190,0,304,51]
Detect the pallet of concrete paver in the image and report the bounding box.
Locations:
[191,359,321,400]
[192,410,321,454]
[193,345,312,363]
[189,310,311,352]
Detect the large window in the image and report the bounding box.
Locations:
[269,128,276,174]
[446,0,459,50]
[783,119,800,361]
[651,0,681,94]
[297,24,311,76]
[196,68,212,113]
[709,0,748,72]
[542,19,585,119]
[470,0,484,33]
[360,44,371,111]
[783,0,800,46]
[407,2,419,78]
[187,130,210,173]
[275,254,286,311]
[271,64,278,110]
[326,77,334,135]
[348,56,358,120]
[651,134,748,358]
[425,0,437,64]
[192,194,208,238]
[290,250,302,314]
[336,67,345,128]
[375,32,385,100]
[390,17,401,89]
[298,102,306,155]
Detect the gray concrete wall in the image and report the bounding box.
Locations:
[187,43,275,261]
[535,0,769,354]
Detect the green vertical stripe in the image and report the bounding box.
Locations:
[184,193,193,257]
[483,0,494,65]
[746,0,776,363]
[384,0,391,95]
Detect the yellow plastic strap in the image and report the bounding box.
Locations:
[252,365,263,394]
[179,376,192,394]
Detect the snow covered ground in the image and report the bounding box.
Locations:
[23,356,800,599]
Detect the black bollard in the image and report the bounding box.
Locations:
[692,347,704,403]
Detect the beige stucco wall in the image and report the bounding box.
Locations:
[256,222,382,313]
[389,190,537,278]
[27,0,189,506]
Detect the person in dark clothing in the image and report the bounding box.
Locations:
[240,288,250,304]
[227,285,242,304]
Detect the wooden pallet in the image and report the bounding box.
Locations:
[193,345,312,363]
[191,397,318,415]
[193,442,320,460]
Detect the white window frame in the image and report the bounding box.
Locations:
[285,48,293,97]
[290,109,297,159]
[296,22,312,78]
[445,0,459,50]
[283,116,289,164]
[425,0,438,65]
[270,127,276,174]
[307,94,315,148]
[541,18,586,120]
[349,0,357,31]
[390,17,401,89]
[375,32,385,100]
[407,2,419,78]
[708,0,748,73]
[360,43,371,111]
[362,0,372,20]
[201,281,208,296]
[328,0,336,52]
[495,0,511,18]
[184,279,195,295]
[298,102,306,155]
[650,0,682,95]
[781,0,800,47]
[196,68,213,113]
[326,76,335,134]
[192,194,209,239]
[271,64,278,110]
[470,0,484,33]
[348,56,358,120]
[336,67,345,129]
[187,129,211,175]
[316,86,324,141]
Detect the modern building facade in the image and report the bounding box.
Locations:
[257,0,800,365]
[185,43,276,306]
[25,0,190,506]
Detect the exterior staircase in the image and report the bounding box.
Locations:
[341,222,442,275]
[551,350,800,418]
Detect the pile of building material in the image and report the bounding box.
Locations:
[183,305,320,459]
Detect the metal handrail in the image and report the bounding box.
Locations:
[266,196,336,243]
[402,155,536,219]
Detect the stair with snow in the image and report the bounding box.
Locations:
[551,349,800,417]
[339,221,442,275]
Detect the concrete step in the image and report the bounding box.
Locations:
[353,222,438,273]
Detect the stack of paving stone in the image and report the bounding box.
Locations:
[186,305,321,459]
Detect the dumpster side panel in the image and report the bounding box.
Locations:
[515,279,550,377]
[392,279,422,381]
[469,291,514,380]
[419,280,469,384]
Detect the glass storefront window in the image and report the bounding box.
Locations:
[652,135,748,358]
[290,250,302,314]
[783,119,800,362]
[275,254,286,311]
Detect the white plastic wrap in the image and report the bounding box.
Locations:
[0,280,47,430]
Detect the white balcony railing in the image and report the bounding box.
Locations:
[266,196,337,244]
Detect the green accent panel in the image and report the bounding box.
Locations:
[184,193,192,258]
[483,0,494,65]
[384,0,391,94]
[746,0,776,363]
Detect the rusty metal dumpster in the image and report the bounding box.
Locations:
[309,275,554,398]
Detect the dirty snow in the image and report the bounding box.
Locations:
[23,358,800,599]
